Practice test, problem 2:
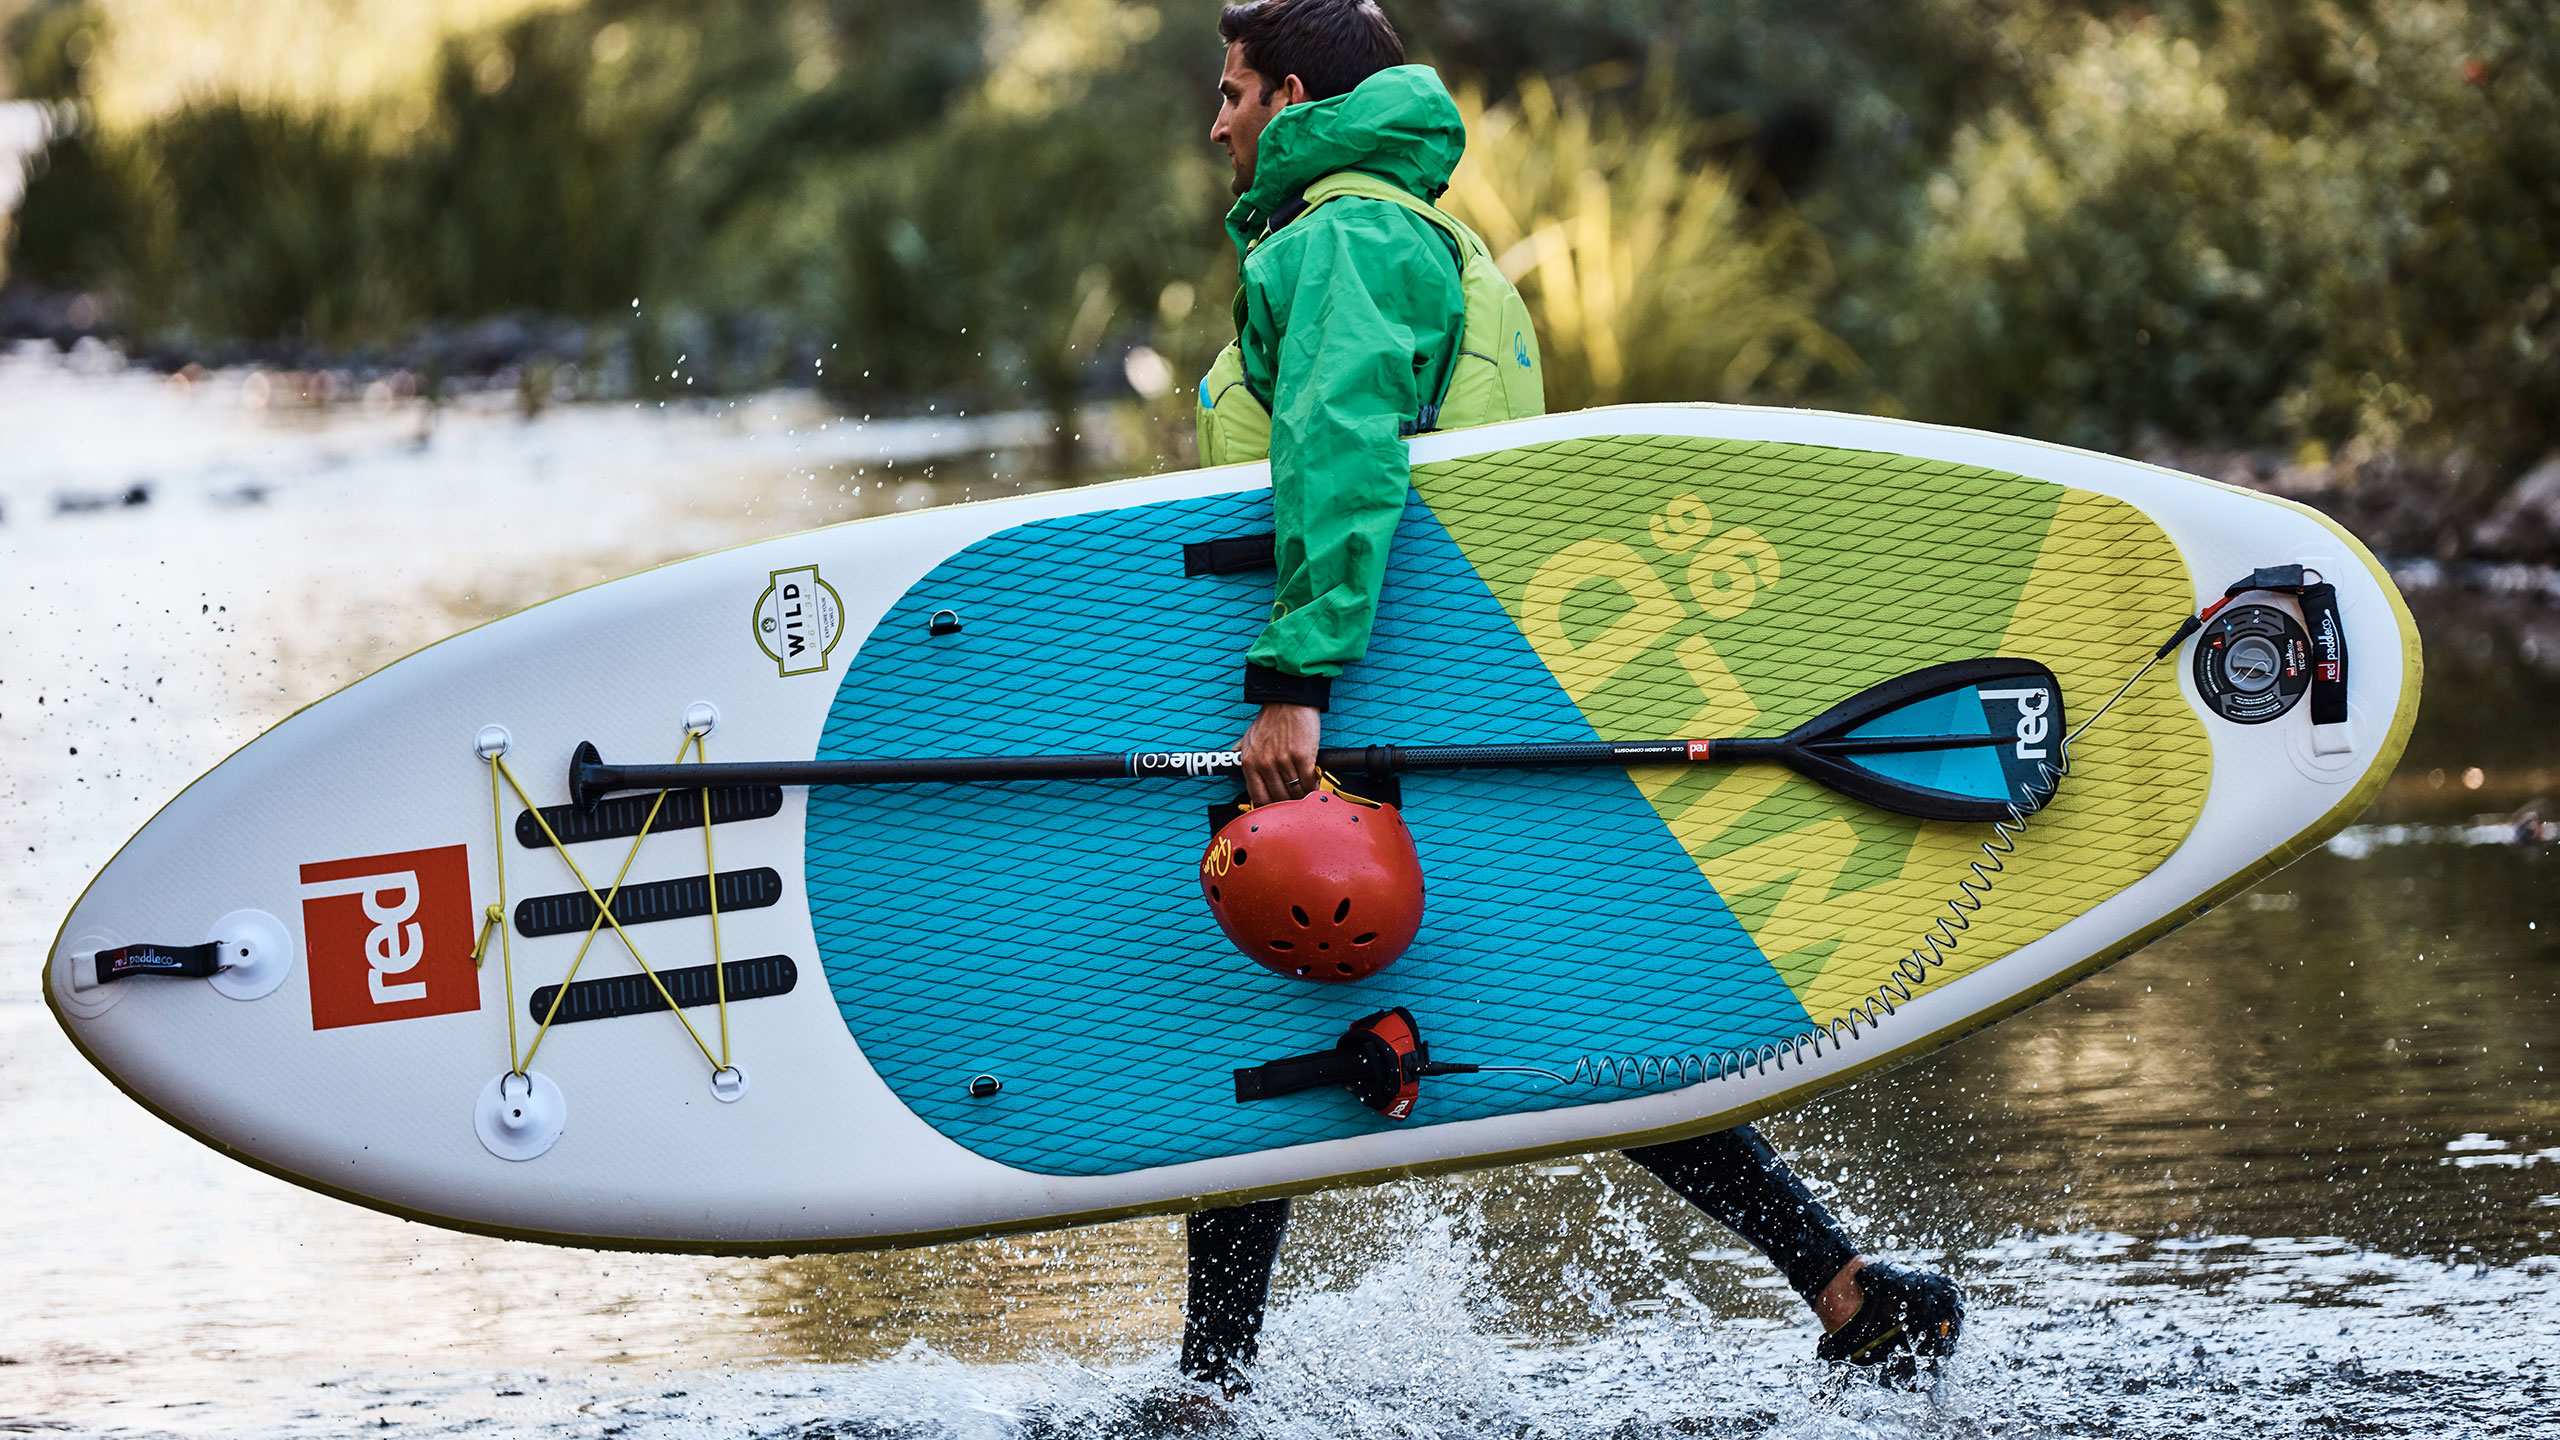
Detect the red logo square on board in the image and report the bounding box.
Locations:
[299,846,480,1030]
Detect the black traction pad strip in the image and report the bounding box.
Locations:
[513,867,784,938]
[515,785,784,848]
[527,954,798,1025]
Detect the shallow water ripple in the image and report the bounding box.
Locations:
[12,1234,2548,1439]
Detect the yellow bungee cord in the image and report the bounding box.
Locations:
[480,722,740,1083]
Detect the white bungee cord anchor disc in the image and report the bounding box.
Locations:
[475,1071,566,1161]
[204,908,294,1001]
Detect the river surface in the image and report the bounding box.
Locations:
[2,347,2555,1438]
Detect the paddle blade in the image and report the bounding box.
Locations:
[1777,658,2066,822]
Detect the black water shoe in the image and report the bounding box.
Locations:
[1815,1260,1963,1382]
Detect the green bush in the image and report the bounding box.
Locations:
[1856,27,2367,450]
[1858,2,2558,511]
[7,0,989,358]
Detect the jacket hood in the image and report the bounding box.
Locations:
[1226,65,1466,257]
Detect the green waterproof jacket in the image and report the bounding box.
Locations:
[1210,65,1477,705]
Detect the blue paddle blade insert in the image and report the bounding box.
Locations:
[1839,680,2060,810]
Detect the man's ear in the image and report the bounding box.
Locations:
[1280,73,1311,106]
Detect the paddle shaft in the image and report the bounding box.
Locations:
[571,732,2010,806]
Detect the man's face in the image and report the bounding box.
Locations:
[1210,41,1302,197]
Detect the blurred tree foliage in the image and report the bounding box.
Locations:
[1399,0,2040,207]
[1862,2,2559,519]
[8,0,992,356]
[3,0,2555,505]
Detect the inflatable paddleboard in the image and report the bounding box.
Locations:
[46,405,2420,1251]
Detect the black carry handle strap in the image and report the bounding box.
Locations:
[94,942,224,986]
[2296,582,2348,726]
[1183,533,1277,577]
[1233,1046,1359,1101]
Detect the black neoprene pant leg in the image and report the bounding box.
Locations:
[1622,1123,1861,1305]
[1181,1197,1290,1383]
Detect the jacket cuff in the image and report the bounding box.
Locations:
[1243,663,1332,712]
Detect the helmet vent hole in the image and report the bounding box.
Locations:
[1353,932,1378,945]
[1269,939,1296,951]
[1294,966,1310,976]
[1335,963,1354,975]
[1290,906,1310,927]
[1333,898,1351,923]
[1232,848,1248,865]
[1209,885,1221,903]
[1317,942,1330,950]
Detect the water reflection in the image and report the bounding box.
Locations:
[753,1225,1186,1367]
[1770,831,2559,1266]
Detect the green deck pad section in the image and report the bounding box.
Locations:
[805,488,1811,1178]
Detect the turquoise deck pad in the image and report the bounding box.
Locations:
[806,490,1810,1177]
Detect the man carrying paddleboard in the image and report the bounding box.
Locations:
[1185,0,1963,1394]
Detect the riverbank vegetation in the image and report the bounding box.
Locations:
[1,0,2554,546]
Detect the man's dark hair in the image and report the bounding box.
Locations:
[1218,0,1405,102]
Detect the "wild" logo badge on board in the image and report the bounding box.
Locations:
[753,565,846,677]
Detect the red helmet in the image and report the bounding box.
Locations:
[1199,788,1425,983]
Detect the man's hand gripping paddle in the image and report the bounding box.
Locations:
[571,657,2066,825]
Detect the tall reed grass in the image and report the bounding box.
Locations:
[1440,77,1854,413]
